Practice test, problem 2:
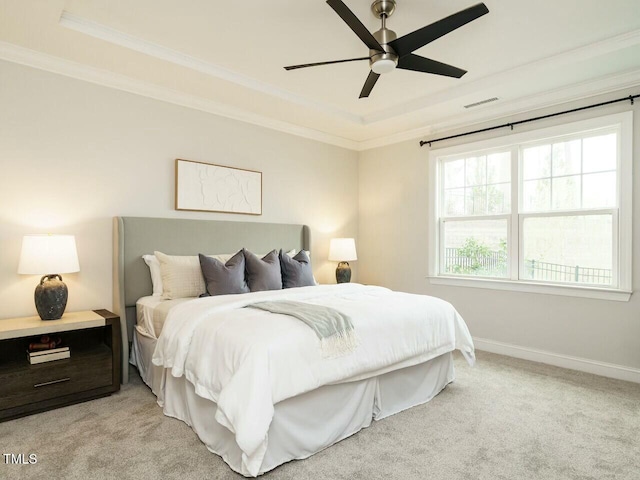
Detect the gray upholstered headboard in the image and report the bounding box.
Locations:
[113,216,310,383]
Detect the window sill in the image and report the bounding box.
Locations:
[427,276,632,302]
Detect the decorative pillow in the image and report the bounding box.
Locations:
[142,254,163,296]
[285,249,319,285]
[154,251,208,299]
[244,249,283,292]
[146,252,235,297]
[199,251,249,296]
[280,249,315,288]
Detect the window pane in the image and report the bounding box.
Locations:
[465,186,487,215]
[523,179,550,212]
[444,188,465,216]
[523,145,551,180]
[552,140,581,176]
[487,183,510,214]
[522,215,612,286]
[583,172,616,208]
[487,152,511,183]
[583,134,616,173]
[552,175,580,210]
[444,159,464,188]
[465,156,486,186]
[443,220,508,278]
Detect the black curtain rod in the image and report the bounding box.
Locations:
[419,94,638,147]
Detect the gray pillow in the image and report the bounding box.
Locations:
[280,250,315,288]
[244,249,282,292]
[199,251,249,296]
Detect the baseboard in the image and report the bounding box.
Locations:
[473,337,640,384]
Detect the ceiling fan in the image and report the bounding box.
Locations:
[284,0,489,98]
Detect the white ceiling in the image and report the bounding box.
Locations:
[1,0,640,150]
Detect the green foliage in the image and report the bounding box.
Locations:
[450,237,507,276]
[459,238,490,266]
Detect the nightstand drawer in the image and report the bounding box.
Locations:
[0,346,112,411]
[0,311,120,422]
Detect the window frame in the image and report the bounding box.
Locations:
[428,111,633,301]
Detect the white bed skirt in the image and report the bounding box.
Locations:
[132,329,454,476]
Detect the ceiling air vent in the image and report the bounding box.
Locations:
[464,97,499,109]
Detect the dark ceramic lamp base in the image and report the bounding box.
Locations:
[335,262,352,284]
[35,274,68,320]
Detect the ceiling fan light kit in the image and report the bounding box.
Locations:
[285,0,489,98]
[370,18,398,74]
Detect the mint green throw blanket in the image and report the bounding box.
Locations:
[246,301,358,358]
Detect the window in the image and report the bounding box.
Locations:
[429,112,632,301]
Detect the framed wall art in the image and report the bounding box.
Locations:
[175,159,262,215]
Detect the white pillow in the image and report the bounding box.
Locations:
[142,254,163,296]
[210,253,234,263]
[142,252,235,298]
[154,252,204,300]
[152,252,235,299]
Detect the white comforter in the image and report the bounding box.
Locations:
[152,283,475,476]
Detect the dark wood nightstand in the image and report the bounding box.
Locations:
[0,310,121,422]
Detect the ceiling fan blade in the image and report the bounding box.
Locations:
[284,57,369,71]
[359,71,380,98]
[326,0,383,51]
[397,54,467,78]
[389,3,489,57]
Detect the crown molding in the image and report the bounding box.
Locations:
[57,11,640,135]
[0,41,360,151]
[362,28,640,125]
[358,67,640,151]
[58,11,362,126]
[1,31,638,153]
[61,11,640,129]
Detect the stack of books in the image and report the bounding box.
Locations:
[27,336,70,364]
[28,346,70,364]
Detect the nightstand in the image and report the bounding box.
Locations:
[0,310,121,422]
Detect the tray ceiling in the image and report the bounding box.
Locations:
[1,0,640,150]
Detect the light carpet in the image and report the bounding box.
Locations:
[1,351,639,480]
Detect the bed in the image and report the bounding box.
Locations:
[113,216,475,477]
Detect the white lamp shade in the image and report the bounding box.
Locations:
[328,238,357,262]
[18,234,80,275]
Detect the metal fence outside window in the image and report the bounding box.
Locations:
[524,259,611,285]
[444,248,506,274]
[444,248,612,285]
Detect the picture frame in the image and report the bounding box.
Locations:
[175,159,262,215]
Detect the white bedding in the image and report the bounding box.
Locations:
[136,296,191,338]
[152,283,475,476]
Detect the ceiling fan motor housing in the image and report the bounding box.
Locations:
[370,27,398,74]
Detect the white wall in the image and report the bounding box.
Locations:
[4,57,638,379]
[0,60,359,319]
[359,88,640,374]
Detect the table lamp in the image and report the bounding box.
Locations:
[328,238,357,284]
[18,234,80,320]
